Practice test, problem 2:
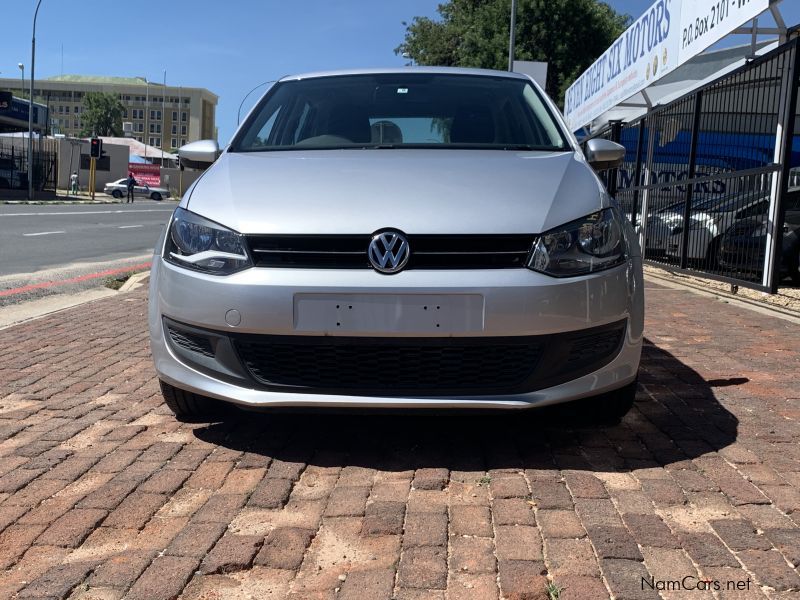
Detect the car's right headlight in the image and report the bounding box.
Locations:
[527,208,626,277]
[163,207,252,275]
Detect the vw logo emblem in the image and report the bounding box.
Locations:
[368,230,410,274]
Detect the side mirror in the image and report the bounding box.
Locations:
[585,138,626,171]
[178,139,220,170]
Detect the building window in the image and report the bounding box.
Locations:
[150,110,162,121]
[181,111,187,122]
[135,136,142,142]
[137,123,144,132]
[73,119,78,128]
[122,109,128,118]
[172,111,177,121]
[171,138,178,149]
[180,138,186,146]
[149,137,161,148]
[171,124,177,134]
[149,123,161,134]
[74,105,79,113]
[181,125,187,135]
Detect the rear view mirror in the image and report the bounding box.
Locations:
[178,139,220,170]
[585,138,625,171]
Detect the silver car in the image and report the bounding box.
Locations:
[104,178,170,201]
[149,68,643,422]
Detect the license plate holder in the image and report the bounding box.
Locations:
[294,293,485,334]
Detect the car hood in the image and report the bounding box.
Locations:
[183,149,606,234]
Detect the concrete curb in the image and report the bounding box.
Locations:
[644,270,800,325]
[0,268,151,330]
[119,270,150,293]
[0,288,119,330]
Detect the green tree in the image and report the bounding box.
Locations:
[396,0,630,105]
[80,92,124,136]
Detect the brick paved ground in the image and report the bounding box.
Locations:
[0,280,798,599]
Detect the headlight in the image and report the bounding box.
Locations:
[163,207,252,275]
[527,208,626,277]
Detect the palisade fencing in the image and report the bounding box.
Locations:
[591,37,799,293]
[0,137,58,192]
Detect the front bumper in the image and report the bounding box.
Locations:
[149,257,644,409]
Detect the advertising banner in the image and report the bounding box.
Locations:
[129,163,160,187]
[564,0,769,131]
[677,0,769,65]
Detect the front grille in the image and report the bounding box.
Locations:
[562,327,624,371]
[166,325,215,358]
[231,320,626,396]
[246,234,535,269]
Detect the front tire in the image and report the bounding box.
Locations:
[159,380,220,421]
[112,190,122,199]
[151,192,162,201]
[589,378,638,424]
[562,378,638,426]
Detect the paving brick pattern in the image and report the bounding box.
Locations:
[0,280,798,599]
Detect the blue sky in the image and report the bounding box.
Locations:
[2,1,798,143]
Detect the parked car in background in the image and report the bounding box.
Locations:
[103,178,170,201]
[149,67,643,423]
[718,190,800,284]
[641,200,684,257]
[664,192,771,265]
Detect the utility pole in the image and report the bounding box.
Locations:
[144,81,149,159]
[508,0,518,72]
[28,0,44,201]
[162,70,166,152]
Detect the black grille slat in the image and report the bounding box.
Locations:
[561,329,624,371]
[230,320,625,396]
[234,336,543,394]
[246,234,535,269]
[167,327,215,358]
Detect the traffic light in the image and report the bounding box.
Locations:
[90,138,102,158]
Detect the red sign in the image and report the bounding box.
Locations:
[128,163,161,187]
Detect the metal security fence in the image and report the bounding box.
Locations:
[0,137,58,192]
[591,37,800,293]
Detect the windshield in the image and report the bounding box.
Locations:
[231,73,570,152]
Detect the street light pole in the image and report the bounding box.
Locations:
[162,69,166,154]
[508,0,517,72]
[28,0,43,201]
[18,63,24,98]
[144,81,149,159]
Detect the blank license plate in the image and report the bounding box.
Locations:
[294,294,485,334]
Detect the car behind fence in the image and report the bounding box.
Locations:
[589,37,800,293]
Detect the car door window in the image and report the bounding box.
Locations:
[736,200,768,219]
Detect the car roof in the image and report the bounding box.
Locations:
[278,66,533,83]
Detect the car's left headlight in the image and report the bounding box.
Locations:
[527,208,626,277]
[163,207,252,275]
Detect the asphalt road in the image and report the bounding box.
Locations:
[0,201,175,306]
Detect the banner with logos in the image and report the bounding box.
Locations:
[564,0,769,131]
[129,163,160,187]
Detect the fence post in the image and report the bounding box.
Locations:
[630,120,645,228]
[765,41,800,292]
[607,120,623,197]
[679,92,703,270]
[638,114,656,256]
